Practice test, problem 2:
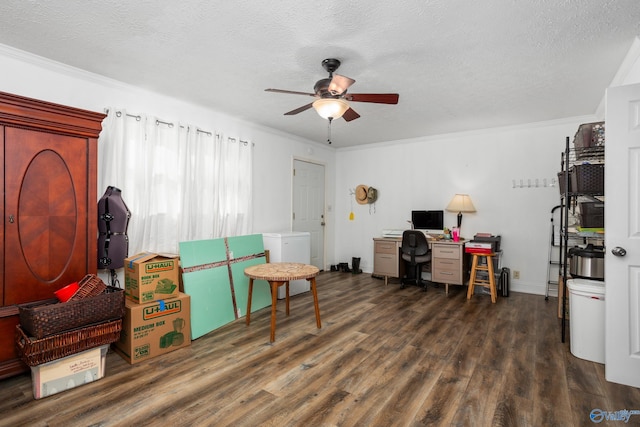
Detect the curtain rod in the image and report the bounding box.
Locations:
[227,137,251,146]
[105,108,250,145]
[110,109,142,121]
[155,119,174,128]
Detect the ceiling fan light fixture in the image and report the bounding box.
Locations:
[312,98,349,120]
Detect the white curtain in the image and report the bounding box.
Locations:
[98,109,253,255]
[213,134,253,237]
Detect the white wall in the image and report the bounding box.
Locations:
[0,44,337,267]
[333,117,595,295]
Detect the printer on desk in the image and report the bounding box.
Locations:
[382,229,404,238]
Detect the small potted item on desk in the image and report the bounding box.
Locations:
[443,227,451,240]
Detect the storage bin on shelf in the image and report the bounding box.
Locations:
[570,163,604,194]
[578,201,604,228]
[557,170,572,195]
[18,284,125,339]
[15,318,122,366]
[573,122,605,149]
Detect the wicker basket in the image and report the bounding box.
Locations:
[69,274,107,301]
[19,286,125,339]
[15,319,122,366]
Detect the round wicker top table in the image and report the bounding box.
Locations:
[244,262,321,342]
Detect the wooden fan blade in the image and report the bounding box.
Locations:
[265,88,316,97]
[284,103,314,115]
[328,74,356,95]
[345,93,399,104]
[342,108,360,122]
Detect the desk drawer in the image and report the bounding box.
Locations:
[432,244,460,260]
[432,259,462,284]
[375,241,398,255]
[432,268,462,284]
[374,254,397,277]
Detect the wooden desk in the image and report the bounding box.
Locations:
[372,237,468,292]
[244,262,321,342]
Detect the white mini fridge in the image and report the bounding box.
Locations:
[262,232,311,299]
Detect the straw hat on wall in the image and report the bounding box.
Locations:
[355,185,369,204]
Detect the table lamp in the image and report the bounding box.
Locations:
[446,194,476,229]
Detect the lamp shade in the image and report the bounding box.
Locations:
[447,194,476,229]
[446,194,476,213]
[312,98,350,120]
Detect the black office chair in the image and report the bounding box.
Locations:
[401,230,431,291]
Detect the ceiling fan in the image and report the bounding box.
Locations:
[265,58,399,123]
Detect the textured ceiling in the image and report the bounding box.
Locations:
[0,1,639,147]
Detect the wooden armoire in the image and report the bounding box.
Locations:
[0,92,105,379]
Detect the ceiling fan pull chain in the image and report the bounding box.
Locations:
[327,117,333,144]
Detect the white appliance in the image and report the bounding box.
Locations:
[262,232,311,299]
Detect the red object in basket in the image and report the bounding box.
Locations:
[54,282,79,302]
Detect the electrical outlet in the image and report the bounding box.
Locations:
[513,270,520,280]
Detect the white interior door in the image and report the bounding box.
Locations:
[605,82,640,388]
[292,159,325,270]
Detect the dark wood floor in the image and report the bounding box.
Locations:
[1,272,639,426]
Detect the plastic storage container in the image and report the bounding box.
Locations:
[567,278,605,364]
[570,163,605,194]
[578,201,604,228]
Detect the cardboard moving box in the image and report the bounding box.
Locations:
[31,345,108,399]
[114,292,191,364]
[125,252,180,303]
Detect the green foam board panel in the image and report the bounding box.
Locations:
[231,257,272,317]
[179,234,271,340]
[179,238,227,268]
[181,266,235,340]
[226,234,266,258]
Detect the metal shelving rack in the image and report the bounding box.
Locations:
[559,132,605,343]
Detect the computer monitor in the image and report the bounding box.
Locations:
[411,210,444,235]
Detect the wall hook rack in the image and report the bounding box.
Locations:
[512,177,557,189]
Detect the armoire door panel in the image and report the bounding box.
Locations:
[18,149,77,282]
[4,127,90,305]
[0,126,4,307]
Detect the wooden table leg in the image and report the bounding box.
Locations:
[246,278,254,325]
[270,280,284,342]
[285,281,290,316]
[309,277,322,329]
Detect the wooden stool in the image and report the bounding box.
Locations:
[467,253,497,303]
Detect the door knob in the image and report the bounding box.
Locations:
[612,247,627,257]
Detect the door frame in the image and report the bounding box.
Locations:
[292,156,326,270]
